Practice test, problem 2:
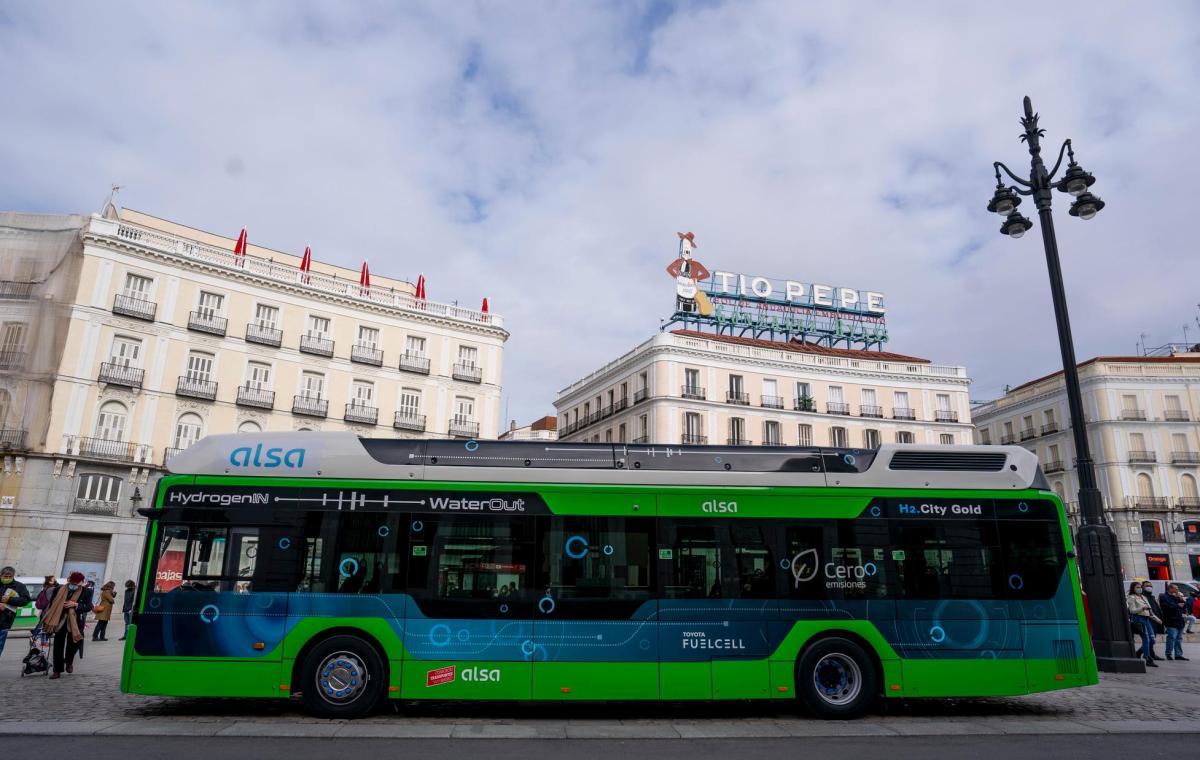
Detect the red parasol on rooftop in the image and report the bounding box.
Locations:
[481,297,489,313]
[299,246,312,283]
[359,261,371,293]
[234,228,248,256]
[415,274,426,300]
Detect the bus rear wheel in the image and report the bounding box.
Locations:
[300,635,386,719]
[796,637,877,720]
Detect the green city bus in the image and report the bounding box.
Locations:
[121,432,1097,719]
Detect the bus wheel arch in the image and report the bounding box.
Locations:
[794,632,881,719]
[293,629,389,719]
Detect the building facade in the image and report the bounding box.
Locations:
[498,415,558,441]
[555,330,972,449]
[0,208,507,585]
[972,351,1200,581]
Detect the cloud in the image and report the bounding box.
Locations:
[2,1,1198,423]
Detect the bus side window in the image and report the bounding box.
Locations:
[998,519,1066,600]
[408,515,536,618]
[332,513,394,594]
[154,525,190,593]
[537,516,654,619]
[890,520,1003,600]
[727,523,776,598]
[663,523,723,599]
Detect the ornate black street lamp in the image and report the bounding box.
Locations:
[989,96,1143,673]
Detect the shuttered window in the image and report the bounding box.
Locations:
[64,532,111,564]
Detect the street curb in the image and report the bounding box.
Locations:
[5,718,1200,739]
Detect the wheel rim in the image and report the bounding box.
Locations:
[812,653,862,706]
[315,651,369,705]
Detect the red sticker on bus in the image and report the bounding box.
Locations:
[426,666,456,687]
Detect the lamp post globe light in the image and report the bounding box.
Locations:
[988,96,1143,674]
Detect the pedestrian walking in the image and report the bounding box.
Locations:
[92,581,116,641]
[119,580,135,641]
[0,566,32,659]
[41,571,92,679]
[1141,581,1165,660]
[1128,581,1160,667]
[30,575,57,643]
[1190,595,1200,635]
[1160,584,1189,661]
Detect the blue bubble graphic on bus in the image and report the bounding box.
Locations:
[465,440,480,452]
[277,537,291,550]
[339,558,360,578]
[429,624,452,647]
[199,604,220,624]
[870,505,882,517]
[929,625,946,644]
[411,520,424,533]
[538,596,556,614]
[1009,574,1024,591]
[565,535,589,559]
[378,525,390,538]
[603,544,614,556]
[844,454,856,465]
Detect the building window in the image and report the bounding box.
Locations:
[829,386,844,403]
[76,473,121,503]
[351,380,374,406]
[237,420,262,433]
[979,429,991,444]
[1130,432,1147,452]
[254,304,279,329]
[620,382,629,403]
[454,396,475,422]
[797,424,813,447]
[300,371,324,399]
[729,417,746,444]
[639,414,649,439]
[357,325,380,350]
[400,388,422,417]
[861,388,876,407]
[122,273,153,298]
[893,390,909,410]
[683,412,702,440]
[639,372,648,391]
[605,429,613,443]
[729,375,744,394]
[1003,421,1014,438]
[1044,408,1056,425]
[896,431,914,444]
[1172,433,1191,453]
[185,351,214,382]
[618,423,627,443]
[94,401,127,441]
[1182,474,1199,501]
[1141,520,1165,542]
[306,315,331,339]
[174,413,204,450]
[109,336,141,367]
[763,420,781,445]
[458,345,479,368]
[796,381,811,400]
[197,291,224,319]
[864,429,881,449]
[1049,443,1061,461]
[940,433,954,445]
[245,361,272,389]
[829,427,847,447]
[406,335,426,356]
[684,368,701,394]
[1,322,26,354]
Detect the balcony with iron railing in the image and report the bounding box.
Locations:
[0,281,34,299]
[0,429,27,449]
[793,397,815,412]
[860,405,883,418]
[1178,497,1200,510]
[236,385,275,409]
[452,363,483,383]
[64,436,152,464]
[681,434,708,445]
[393,411,426,432]
[112,293,157,321]
[399,352,431,375]
[449,418,480,438]
[727,437,752,446]
[163,447,185,467]
[1044,460,1065,473]
[72,498,120,517]
[98,362,143,389]
[1164,409,1191,422]
[892,408,916,421]
[681,385,706,401]
[245,322,283,347]
[1171,451,1200,465]
[187,310,228,337]
[176,375,217,401]
[1128,450,1157,464]
[634,388,649,404]
[1020,428,1037,441]
[1119,409,1147,421]
[827,402,850,415]
[726,391,751,406]
[292,395,328,418]
[935,410,960,423]
[1134,496,1169,509]
[760,395,784,410]
[1001,434,1016,444]
[0,350,25,372]
[614,397,630,413]
[299,334,334,358]
[600,404,614,419]
[344,403,379,425]
[351,344,384,367]
[1041,422,1060,435]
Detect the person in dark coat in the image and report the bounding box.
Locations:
[1141,581,1164,659]
[0,565,32,659]
[119,580,136,641]
[42,571,93,678]
[1159,584,1189,661]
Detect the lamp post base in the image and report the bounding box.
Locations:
[1076,520,1146,674]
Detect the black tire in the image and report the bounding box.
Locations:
[299,635,386,719]
[795,637,878,719]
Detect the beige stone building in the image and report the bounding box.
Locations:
[555,330,972,449]
[0,208,507,584]
[972,350,1200,581]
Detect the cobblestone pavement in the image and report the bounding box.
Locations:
[3,624,1200,737]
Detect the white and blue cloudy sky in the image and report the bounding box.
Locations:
[3,2,1198,425]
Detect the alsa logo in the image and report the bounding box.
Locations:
[425,665,500,687]
[462,667,501,682]
[229,443,306,469]
[702,500,738,514]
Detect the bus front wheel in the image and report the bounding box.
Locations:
[795,637,878,720]
[300,635,386,719]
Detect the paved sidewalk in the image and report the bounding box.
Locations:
[4,624,1200,738]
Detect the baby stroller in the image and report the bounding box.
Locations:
[20,627,51,677]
